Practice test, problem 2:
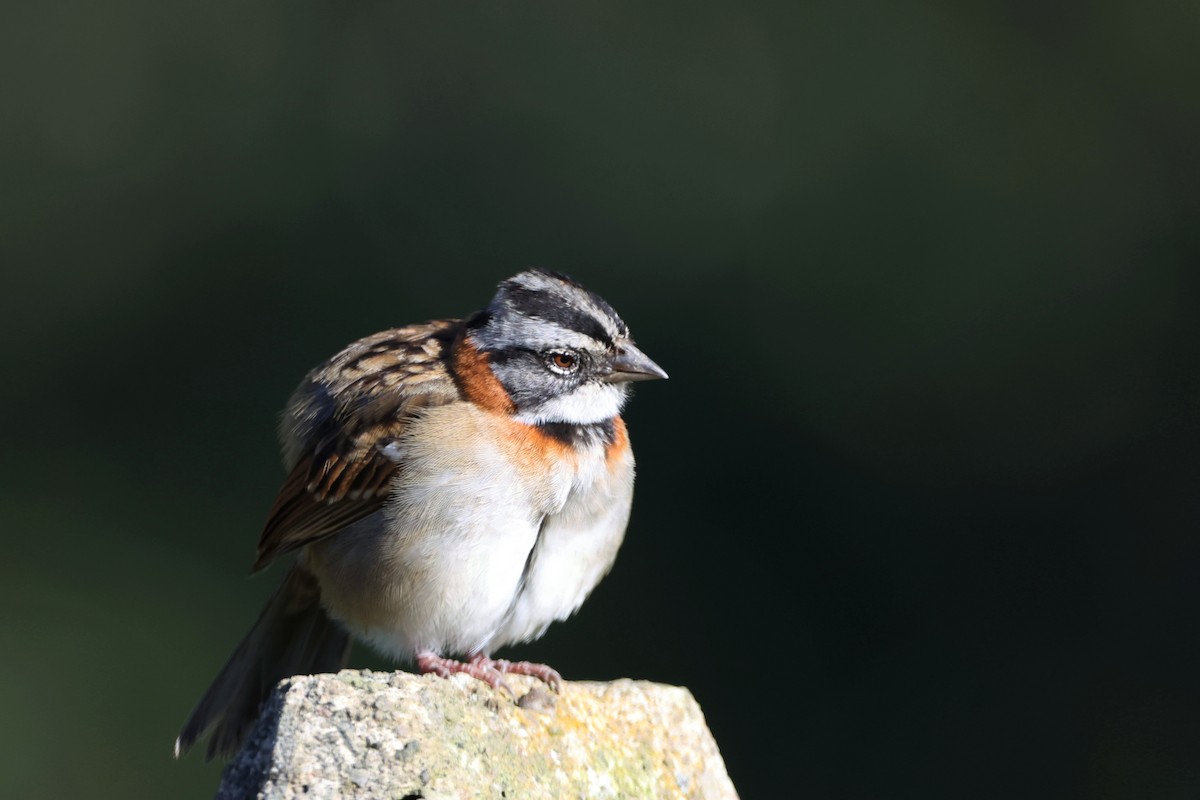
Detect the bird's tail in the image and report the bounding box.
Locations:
[174,567,351,760]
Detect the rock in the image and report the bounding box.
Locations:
[217,669,738,800]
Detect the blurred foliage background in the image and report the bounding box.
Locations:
[2,1,1198,798]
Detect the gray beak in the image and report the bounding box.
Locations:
[603,341,669,383]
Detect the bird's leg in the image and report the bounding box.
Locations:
[415,651,562,694]
[416,651,515,697]
[479,655,563,691]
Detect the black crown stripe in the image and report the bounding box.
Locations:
[502,286,616,347]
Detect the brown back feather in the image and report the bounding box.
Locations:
[253,320,464,572]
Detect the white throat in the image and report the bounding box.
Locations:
[514,382,628,426]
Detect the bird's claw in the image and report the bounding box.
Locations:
[416,651,562,696]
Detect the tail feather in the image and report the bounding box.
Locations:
[175,567,351,760]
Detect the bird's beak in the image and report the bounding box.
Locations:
[604,341,669,383]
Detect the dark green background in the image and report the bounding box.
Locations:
[3,1,1198,798]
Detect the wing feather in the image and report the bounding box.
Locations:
[251,320,462,572]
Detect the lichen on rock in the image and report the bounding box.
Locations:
[216,669,737,800]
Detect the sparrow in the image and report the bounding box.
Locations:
[174,269,667,760]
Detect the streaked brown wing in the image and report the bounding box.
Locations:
[251,433,401,572]
[251,320,462,572]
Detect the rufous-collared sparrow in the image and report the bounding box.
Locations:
[175,269,667,759]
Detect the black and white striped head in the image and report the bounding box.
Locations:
[468,269,667,425]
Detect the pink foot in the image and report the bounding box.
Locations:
[415,652,562,694]
[416,651,513,695]
[488,657,562,691]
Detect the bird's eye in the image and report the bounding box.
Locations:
[547,351,579,373]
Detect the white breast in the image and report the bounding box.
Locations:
[493,433,635,647]
[307,403,634,661]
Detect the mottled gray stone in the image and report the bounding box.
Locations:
[217,669,738,800]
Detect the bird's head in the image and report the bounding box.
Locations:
[466,269,667,425]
